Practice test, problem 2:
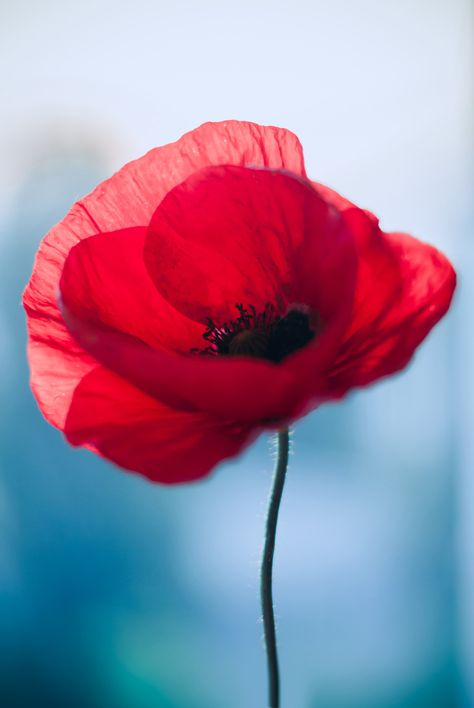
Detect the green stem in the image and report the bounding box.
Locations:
[261,428,290,708]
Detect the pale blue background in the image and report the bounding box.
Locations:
[0,1,471,706]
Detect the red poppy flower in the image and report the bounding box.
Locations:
[23,121,456,483]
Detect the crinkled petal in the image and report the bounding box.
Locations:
[59,301,328,424]
[59,166,358,425]
[327,231,456,390]
[65,366,256,483]
[144,165,356,324]
[60,227,202,352]
[311,183,456,391]
[24,121,305,429]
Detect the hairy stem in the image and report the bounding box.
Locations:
[261,428,290,707]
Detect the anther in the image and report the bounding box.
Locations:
[193,302,317,363]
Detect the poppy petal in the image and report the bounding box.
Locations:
[58,300,319,424]
[144,165,356,325]
[60,226,202,352]
[65,366,256,483]
[24,121,304,429]
[310,182,456,390]
[328,230,456,389]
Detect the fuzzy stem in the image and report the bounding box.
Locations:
[261,428,290,708]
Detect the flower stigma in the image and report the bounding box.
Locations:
[193,303,316,362]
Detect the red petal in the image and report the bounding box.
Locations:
[60,227,202,352]
[144,166,356,324]
[311,183,456,391]
[330,231,455,389]
[59,167,358,426]
[65,366,256,483]
[58,301,322,424]
[75,121,306,238]
[24,121,305,429]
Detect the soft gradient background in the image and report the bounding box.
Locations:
[1,1,472,706]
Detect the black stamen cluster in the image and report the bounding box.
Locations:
[192,303,315,363]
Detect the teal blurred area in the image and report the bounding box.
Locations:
[0,1,472,706]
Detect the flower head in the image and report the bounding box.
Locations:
[23,121,456,482]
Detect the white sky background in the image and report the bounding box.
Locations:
[1,0,472,705]
[0,0,471,248]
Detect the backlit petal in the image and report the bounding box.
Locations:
[60,227,202,352]
[24,121,304,429]
[58,302,315,424]
[144,166,356,325]
[65,367,256,483]
[312,183,456,391]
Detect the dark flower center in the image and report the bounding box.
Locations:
[192,303,316,363]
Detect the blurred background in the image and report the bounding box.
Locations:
[0,0,472,706]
